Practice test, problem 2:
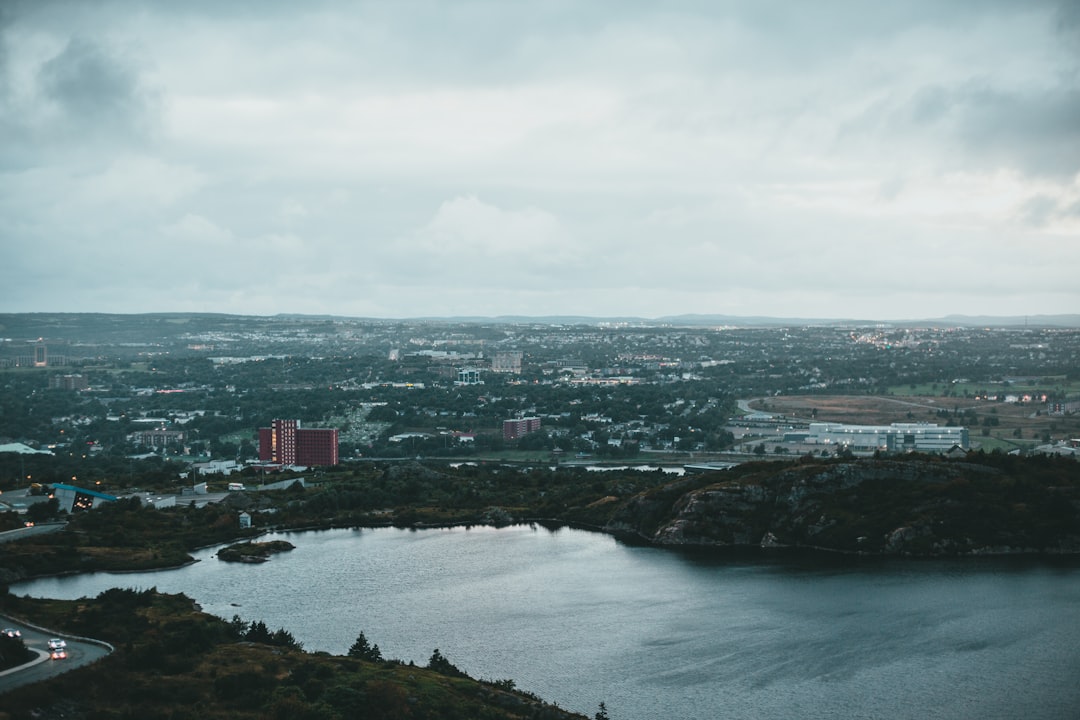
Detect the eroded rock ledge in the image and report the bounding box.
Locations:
[603,458,1080,556]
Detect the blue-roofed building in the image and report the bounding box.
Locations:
[51,483,118,513]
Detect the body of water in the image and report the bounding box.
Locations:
[14,525,1080,719]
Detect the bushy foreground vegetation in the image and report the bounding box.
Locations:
[0,588,590,720]
[0,633,32,672]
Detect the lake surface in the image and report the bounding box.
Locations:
[14,526,1080,720]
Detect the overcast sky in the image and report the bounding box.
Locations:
[1,0,1078,320]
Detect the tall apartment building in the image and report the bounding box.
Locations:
[49,374,88,391]
[491,351,523,374]
[258,419,339,466]
[503,417,542,441]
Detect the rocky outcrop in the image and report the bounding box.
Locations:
[217,540,295,563]
[604,459,1080,556]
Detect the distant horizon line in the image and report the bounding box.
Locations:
[3,310,1079,328]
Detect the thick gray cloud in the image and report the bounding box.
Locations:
[38,37,155,135]
[0,0,1077,320]
[879,82,1080,178]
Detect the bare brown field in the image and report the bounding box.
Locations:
[752,395,955,425]
[749,395,1080,447]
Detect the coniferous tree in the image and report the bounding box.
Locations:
[347,631,383,661]
[426,648,467,677]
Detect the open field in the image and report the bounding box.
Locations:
[888,377,1079,398]
[217,430,257,445]
[750,394,1080,448]
[754,395,947,425]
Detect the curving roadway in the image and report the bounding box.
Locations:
[0,522,68,545]
[0,618,112,695]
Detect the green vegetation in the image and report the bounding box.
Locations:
[0,588,588,720]
[262,462,668,531]
[0,496,260,584]
[889,378,1080,398]
[972,436,1034,453]
[0,510,26,533]
[347,631,383,662]
[604,453,1080,555]
[216,540,295,563]
[0,633,32,672]
[0,462,668,583]
[3,453,1079,590]
[0,453,1076,718]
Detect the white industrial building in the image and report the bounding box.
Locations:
[192,459,241,476]
[805,423,968,452]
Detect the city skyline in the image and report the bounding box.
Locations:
[1,1,1078,320]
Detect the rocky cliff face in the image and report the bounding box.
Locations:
[604,459,1080,556]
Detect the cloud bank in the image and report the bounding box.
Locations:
[1,0,1077,319]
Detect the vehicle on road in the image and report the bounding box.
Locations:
[48,638,67,650]
[2,628,21,638]
[50,648,67,660]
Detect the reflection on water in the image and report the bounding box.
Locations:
[14,526,1080,720]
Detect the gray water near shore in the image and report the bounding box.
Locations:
[14,525,1080,720]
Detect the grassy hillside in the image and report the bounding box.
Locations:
[0,588,588,720]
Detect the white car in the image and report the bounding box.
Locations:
[50,648,67,660]
[2,628,20,639]
[48,638,67,650]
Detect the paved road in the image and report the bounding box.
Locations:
[737,398,758,413]
[0,619,111,694]
[0,522,67,545]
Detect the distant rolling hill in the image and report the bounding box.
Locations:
[1,312,1077,343]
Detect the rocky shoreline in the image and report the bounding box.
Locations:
[602,458,1080,557]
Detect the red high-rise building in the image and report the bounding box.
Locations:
[258,419,338,466]
[503,417,542,441]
